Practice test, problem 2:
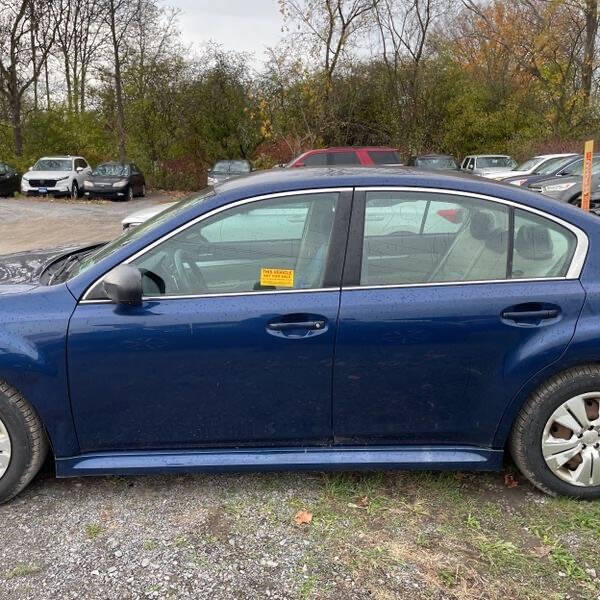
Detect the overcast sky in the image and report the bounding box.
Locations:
[166,0,286,66]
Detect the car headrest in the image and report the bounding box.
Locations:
[515,224,553,260]
[485,228,508,254]
[470,210,495,240]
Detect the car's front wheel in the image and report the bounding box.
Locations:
[0,381,49,504]
[511,365,600,498]
[71,181,79,199]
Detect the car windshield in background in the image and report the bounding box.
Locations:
[34,159,72,171]
[476,157,513,168]
[213,160,251,174]
[66,189,215,281]
[0,163,9,174]
[93,163,129,176]
[369,151,402,165]
[535,156,576,175]
[416,157,458,169]
[563,160,600,176]
[516,158,538,171]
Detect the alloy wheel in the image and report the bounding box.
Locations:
[542,393,600,486]
[0,416,11,480]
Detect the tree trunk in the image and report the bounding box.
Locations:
[10,95,23,157]
[583,0,598,104]
[109,0,127,161]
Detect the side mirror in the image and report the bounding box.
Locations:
[468,164,474,170]
[76,167,84,173]
[103,265,142,305]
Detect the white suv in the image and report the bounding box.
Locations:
[21,156,92,198]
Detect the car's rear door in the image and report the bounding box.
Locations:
[332,188,586,447]
[67,190,352,452]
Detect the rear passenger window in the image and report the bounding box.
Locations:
[303,153,328,166]
[359,191,578,287]
[329,152,360,165]
[511,210,576,278]
[368,151,402,165]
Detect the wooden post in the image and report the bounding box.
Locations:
[581,140,594,211]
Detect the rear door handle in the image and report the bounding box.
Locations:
[501,309,559,321]
[267,320,326,331]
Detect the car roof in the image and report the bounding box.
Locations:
[303,146,398,153]
[468,154,512,158]
[38,156,81,160]
[415,154,455,158]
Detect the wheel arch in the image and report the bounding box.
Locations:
[494,358,600,448]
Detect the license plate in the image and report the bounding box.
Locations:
[38,187,47,193]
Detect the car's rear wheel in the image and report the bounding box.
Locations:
[0,381,49,504]
[510,365,600,498]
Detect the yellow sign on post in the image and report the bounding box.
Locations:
[581,140,594,212]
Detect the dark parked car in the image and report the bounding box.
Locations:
[287,147,403,167]
[406,154,459,170]
[503,154,591,188]
[2,168,600,503]
[528,160,600,208]
[0,162,21,197]
[207,159,252,186]
[83,162,145,201]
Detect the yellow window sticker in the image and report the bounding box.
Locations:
[260,268,295,288]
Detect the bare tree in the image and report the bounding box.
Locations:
[0,0,57,156]
[279,0,378,88]
[53,0,108,113]
[102,0,141,161]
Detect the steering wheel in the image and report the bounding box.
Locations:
[173,249,208,293]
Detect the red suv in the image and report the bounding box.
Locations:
[287,147,403,167]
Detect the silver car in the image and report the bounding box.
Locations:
[460,154,517,178]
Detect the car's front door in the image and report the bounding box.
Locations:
[333,189,586,447]
[67,190,351,451]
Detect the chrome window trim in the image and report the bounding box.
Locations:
[356,186,588,280]
[79,287,340,304]
[80,185,589,304]
[342,277,567,292]
[81,188,351,302]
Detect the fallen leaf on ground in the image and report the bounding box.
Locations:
[294,510,313,525]
[531,545,552,558]
[348,496,369,509]
[504,473,519,488]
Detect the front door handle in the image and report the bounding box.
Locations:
[502,309,559,321]
[267,320,326,331]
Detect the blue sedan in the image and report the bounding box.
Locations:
[1,167,600,502]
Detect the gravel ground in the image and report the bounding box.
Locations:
[0,193,177,254]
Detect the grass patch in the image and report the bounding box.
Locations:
[85,523,103,539]
[5,564,40,579]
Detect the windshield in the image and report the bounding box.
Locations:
[67,189,215,280]
[535,156,575,175]
[93,163,129,176]
[0,163,9,174]
[34,159,72,171]
[476,156,513,169]
[516,158,541,171]
[415,156,458,169]
[212,160,251,174]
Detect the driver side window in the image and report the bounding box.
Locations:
[132,193,339,296]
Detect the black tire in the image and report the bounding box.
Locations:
[127,186,133,202]
[71,181,79,199]
[0,381,49,504]
[510,365,600,498]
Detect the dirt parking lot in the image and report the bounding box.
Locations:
[1,193,599,600]
[0,193,176,254]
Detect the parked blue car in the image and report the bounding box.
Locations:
[1,167,600,502]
